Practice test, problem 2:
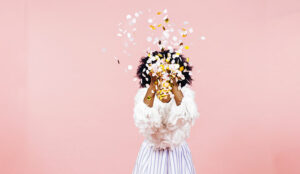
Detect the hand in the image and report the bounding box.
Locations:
[170,75,180,89]
[170,76,184,106]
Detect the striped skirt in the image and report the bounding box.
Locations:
[132,140,196,174]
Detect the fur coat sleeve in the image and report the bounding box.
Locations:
[133,84,200,150]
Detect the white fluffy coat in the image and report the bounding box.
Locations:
[133,84,200,150]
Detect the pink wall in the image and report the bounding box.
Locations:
[1,0,300,173]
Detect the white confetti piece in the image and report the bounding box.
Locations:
[183,21,189,25]
[167,46,173,52]
[163,9,168,14]
[126,14,131,19]
[148,19,153,23]
[201,36,206,40]
[163,31,170,38]
[189,28,193,33]
[128,65,133,70]
[172,36,177,41]
[134,12,139,17]
[132,18,136,23]
[147,36,152,42]
[127,33,131,38]
[133,77,137,81]
[117,33,122,37]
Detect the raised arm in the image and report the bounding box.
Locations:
[143,74,158,107]
[133,74,164,144]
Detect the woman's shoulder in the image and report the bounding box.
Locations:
[134,87,148,103]
[181,84,195,96]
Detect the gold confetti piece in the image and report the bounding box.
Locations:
[162,26,166,30]
[179,42,183,46]
[157,12,162,15]
[164,18,169,23]
[157,24,162,27]
[182,28,186,31]
[184,45,189,49]
[186,57,189,62]
[150,25,156,30]
[179,66,184,71]
[182,34,187,37]
[163,82,170,87]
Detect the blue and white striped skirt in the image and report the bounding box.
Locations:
[132,140,196,174]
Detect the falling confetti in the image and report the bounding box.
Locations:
[147,36,152,42]
[116,9,201,84]
[114,57,120,64]
[149,25,156,30]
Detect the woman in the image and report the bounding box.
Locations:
[132,50,200,174]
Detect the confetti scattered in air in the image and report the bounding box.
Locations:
[116,9,202,86]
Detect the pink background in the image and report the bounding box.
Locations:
[1,0,300,173]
